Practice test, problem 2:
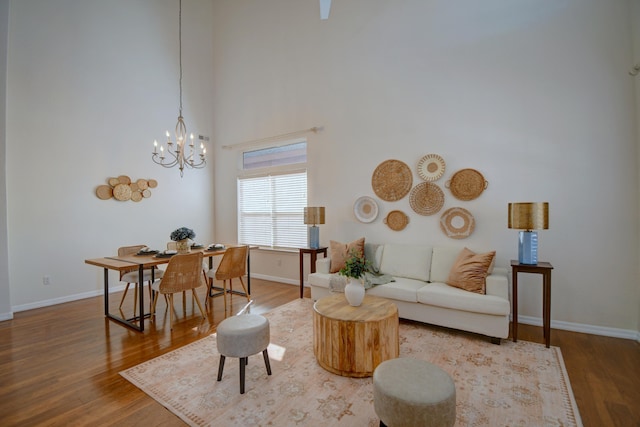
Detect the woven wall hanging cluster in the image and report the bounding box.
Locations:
[358,154,488,239]
[95,175,157,202]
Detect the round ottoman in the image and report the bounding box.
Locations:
[216,314,271,394]
[373,358,456,427]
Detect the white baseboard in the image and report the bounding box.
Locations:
[250,273,299,287]
[7,278,640,343]
[11,284,127,313]
[517,315,639,341]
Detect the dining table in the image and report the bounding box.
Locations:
[85,245,253,332]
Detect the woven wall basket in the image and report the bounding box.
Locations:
[445,168,488,201]
[409,182,445,216]
[440,207,475,239]
[384,210,409,231]
[372,159,413,202]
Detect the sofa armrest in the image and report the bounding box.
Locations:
[486,268,509,299]
[316,258,331,274]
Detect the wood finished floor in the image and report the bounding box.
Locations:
[0,278,638,426]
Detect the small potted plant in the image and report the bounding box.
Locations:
[170,227,195,253]
[339,249,370,306]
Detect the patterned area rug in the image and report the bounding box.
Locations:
[121,298,582,426]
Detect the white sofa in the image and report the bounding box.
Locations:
[308,243,511,343]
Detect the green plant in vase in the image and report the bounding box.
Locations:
[339,249,370,306]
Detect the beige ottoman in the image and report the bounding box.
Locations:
[216,314,272,394]
[373,358,456,427]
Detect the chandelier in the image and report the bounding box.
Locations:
[152,0,206,177]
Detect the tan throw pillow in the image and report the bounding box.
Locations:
[330,238,365,274]
[446,247,496,294]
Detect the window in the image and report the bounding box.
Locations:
[237,141,307,249]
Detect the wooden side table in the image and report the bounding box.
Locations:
[511,260,554,348]
[298,246,327,298]
[313,294,399,377]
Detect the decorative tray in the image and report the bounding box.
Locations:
[445,168,488,201]
[384,210,409,231]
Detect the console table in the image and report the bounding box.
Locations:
[511,260,554,348]
[298,246,327,298]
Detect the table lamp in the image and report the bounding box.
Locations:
[508,202,549,265]
[304,207,325,249]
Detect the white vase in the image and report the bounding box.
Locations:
[344,278,365,306]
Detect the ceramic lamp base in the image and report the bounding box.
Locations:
[518,231,538,264]
[308,225,320,249]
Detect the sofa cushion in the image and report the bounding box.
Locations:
[446,248,496,294]
[367,277,426,303]
[417,282,510,316]
[431,246,495,283]
[364,243,383,273]
[379,244,432,282]
[329,237,365,273]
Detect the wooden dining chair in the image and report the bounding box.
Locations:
[118,244,164,316]
[151,251,206,329]
[206,245,251,312]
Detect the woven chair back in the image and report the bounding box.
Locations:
[158,252,204,294]
[118,244,146,279]
[215,246,248,281]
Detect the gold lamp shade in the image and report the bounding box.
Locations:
[304,207,325,226]
[508,202,549,231]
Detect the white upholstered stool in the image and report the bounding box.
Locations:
[216,313,272,394]
[373,358,456,427]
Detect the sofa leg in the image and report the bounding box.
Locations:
[490,337,501,345]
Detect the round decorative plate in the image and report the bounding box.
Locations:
[409,182,445,216]
[96,185,113,200]
[372,160,413,202]
[117,175,131,185]
[147,179,158,188]
[353,196,379,223]
[417,154,446,181]
[445,168,488,201]
[131,191,143,202]
[440,207,475,239]
[112,183,132,201]
[136,179,149,190]
[108,177,120,187]
[384,210,409,231]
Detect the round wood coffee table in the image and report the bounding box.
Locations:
[313,293,399,377]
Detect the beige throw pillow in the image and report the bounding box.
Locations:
[330,238,365,274]
[446,247,496,294]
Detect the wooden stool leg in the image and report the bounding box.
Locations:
[262,349,272,375]
[240,357,247,394]
[217,355,225,381]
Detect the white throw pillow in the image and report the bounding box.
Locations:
[379,244,432,282]
[430,247,465,283]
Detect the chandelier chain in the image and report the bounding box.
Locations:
[151,0,207,177]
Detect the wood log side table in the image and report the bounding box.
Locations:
[313,293,399,378]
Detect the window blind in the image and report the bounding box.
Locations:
[238,171,307,249]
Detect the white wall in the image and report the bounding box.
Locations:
[5,0,215,310]
[0,0,11,320]
[633,0,640,335]
[211,0,639,335]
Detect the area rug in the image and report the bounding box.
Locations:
[121,298,582,426]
